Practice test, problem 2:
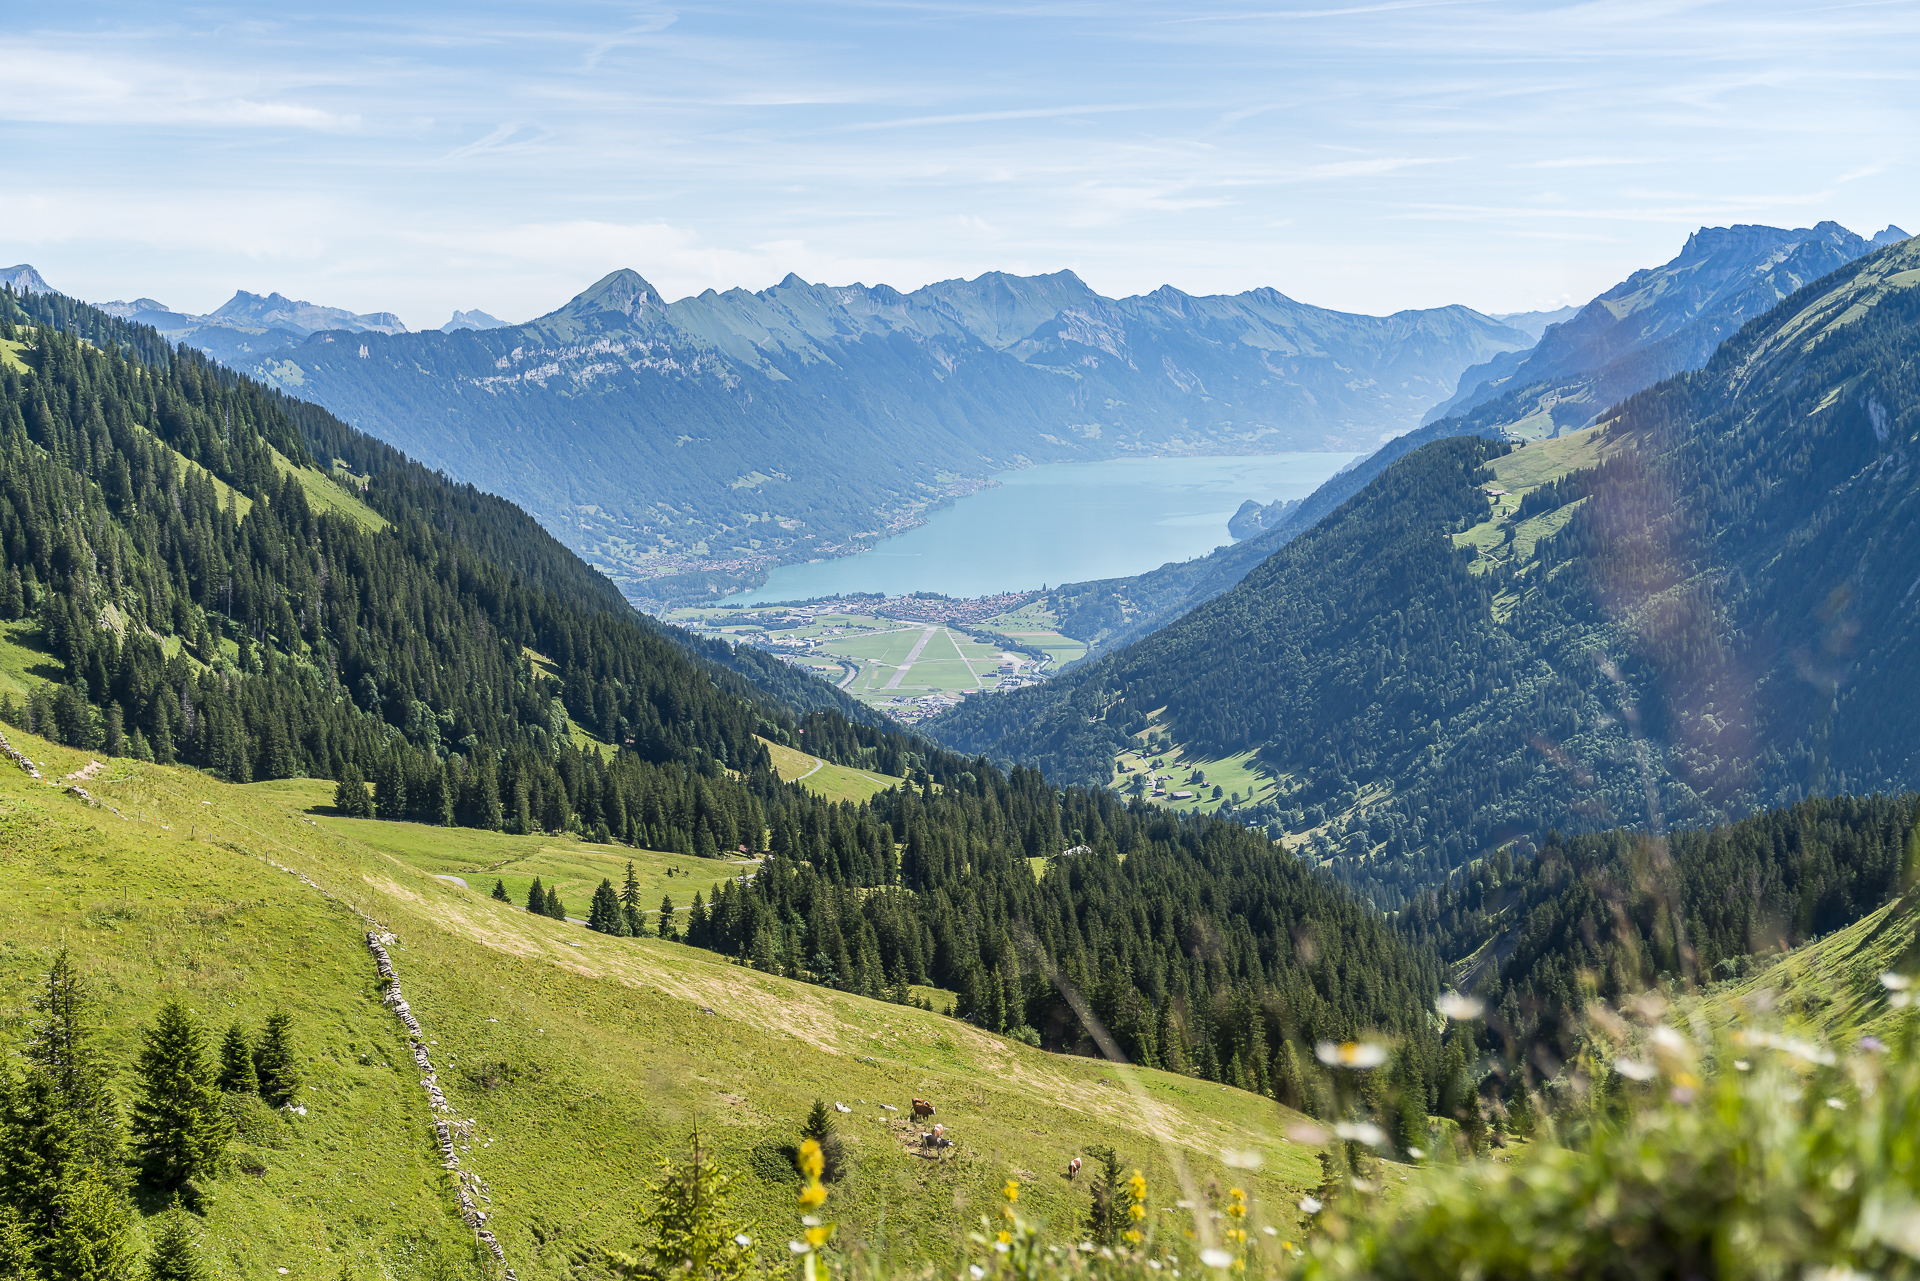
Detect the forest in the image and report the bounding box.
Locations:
[0,285,1450,1110]
[930,237,1920,907]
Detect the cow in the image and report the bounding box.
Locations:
[911,1098,936,1119]
[1066,1157,1082,1179]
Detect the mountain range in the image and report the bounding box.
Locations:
[200,268,1532,605]
[928,233,1920,906]
[1027,221,1911,666]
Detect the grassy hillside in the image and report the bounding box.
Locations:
[760,736,902,804]
[0,727,1339,1279]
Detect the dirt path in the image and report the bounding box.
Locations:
[884,626,938,690]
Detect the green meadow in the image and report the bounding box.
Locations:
[0,724,1336,1279]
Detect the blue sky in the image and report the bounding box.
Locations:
[2,1,1914,329]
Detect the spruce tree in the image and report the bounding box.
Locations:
[252,1010,300,1109]
[659,895,677,941]
[143,1199,209,1281]
[333,764,371,818]
[1083,1145,1128,1247]
[686,892,708,948]
[24,951,121,1166]
[800,1099,845,1183]
[631,1131,755,1281]
[216,1023,257,1095]
[620,862,645,936]
[587,879,627,935]
[491,879,511,903]
[525,877,546,914]
[6,954,136,1275]
[544,886,566,921]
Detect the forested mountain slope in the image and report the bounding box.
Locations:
[0,285,1449,1107]
[930,237,1920,905]
[225,267,1528,604]
[1030,223,1909,664]
[1406,792,1920,1063]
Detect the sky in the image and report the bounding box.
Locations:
[2,1,1915,330]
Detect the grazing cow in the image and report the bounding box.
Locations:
[920,1124,951,1149]
[911,1098,936,1119]
[1067,1157,1082,1179]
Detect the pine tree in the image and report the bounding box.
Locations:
[373,753,406,819]
[1083,1145,1129,1247]
[544,886,566,921]
[620,861,644,936]
[24,951,121,1167]
[130,1001,227,1198]
[629,1131,755,1281]
[1507,1085,1538,1140]
[252,1010,300,1109]
[216,1023,257,1095]
[800,1099,845,1183]
[587,879,628,935]
[1273,1040,1306,1112]
[42,1168,138,1281]
[659,895,677,941]
[142,1199,209,1281]
[686,892,709,947]
[525,877,546,914]
[333,764,371,818]
[491,880,511,903]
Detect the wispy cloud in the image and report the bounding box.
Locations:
[1,0,1914,323]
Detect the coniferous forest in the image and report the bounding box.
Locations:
[0,285,1450,1107]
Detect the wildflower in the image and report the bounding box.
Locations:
[1003,1179,1020,1203]
[1436,993,1484,1021]
[1861,1036,1889,1054]
[1333,1121,1388,1148]
[733,1234,752,1247]
[1613,1057,1657,1081]
[1200,1248,1234,1268]
[969,1267,985,1279]
[1316,1040,1389,1069]
[799,1182,827,1211]
[1299,1196,1323,1214]
[1879,972,1912,991]
[798,1139,825,1181]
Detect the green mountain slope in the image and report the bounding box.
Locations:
[0,286,1451,1118]
[1027,223,1909,668]
[929,237,1920,904]
[0,728,1338,1277]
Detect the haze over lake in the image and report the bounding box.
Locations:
[726,452,1362,604]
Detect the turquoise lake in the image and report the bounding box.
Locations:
[727,452,1362,604]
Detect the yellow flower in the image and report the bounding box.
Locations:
[1128,1171,1147,1200]
[798,1139,825,1181]
[798,1181,827,1211]
[1003,1179,1020,1203]
[997,1232,1012,1246]
[805,1225,834,1249]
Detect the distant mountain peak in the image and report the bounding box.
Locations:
[1,264,54,295]
[442,309,509,333]
[568,269,664,318]
[1873,225,1912,247]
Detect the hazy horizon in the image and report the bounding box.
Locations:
[4,1,1914,330]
